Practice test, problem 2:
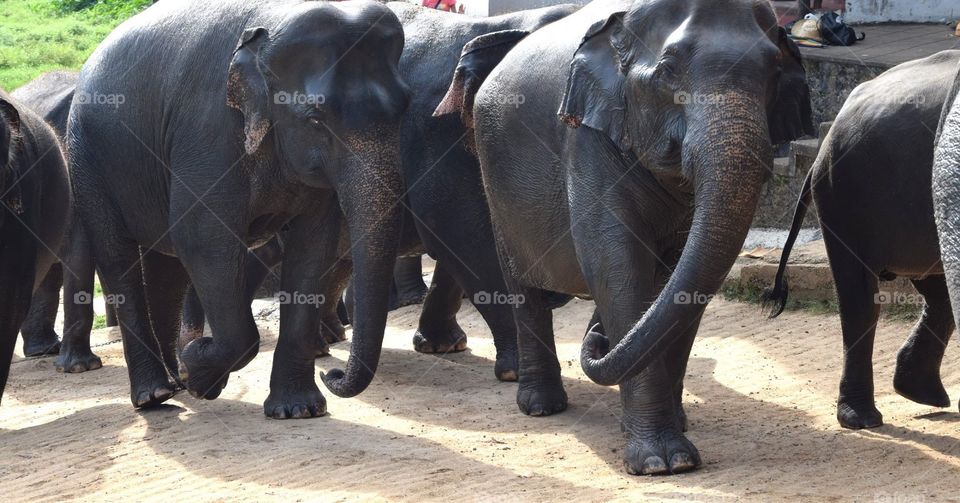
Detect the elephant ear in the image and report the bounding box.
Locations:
[768,27,815,145]
[434,29,532,130]
[0,98,23,217]
[227,27,272,155]
[0,98,20,169]
[557,11,630,151]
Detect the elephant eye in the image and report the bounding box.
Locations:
[307,115,323,128]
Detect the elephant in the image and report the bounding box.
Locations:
[66,0,409,411]
[13,72,425,375]
[933,55,960,410]
[176,1,580,415]
[440,0,814,474]
[11,71,119,370]
[0,88,71,402]
[767,50,960,429]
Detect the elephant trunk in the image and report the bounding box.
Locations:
[581,91,771,385]
[321,129,403,398]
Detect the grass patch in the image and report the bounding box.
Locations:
[92,313,107,330]
[0,0,151,90]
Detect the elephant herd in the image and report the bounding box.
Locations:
[1,0,959,477]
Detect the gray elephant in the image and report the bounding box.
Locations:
[769,50,960,429]
[11,71,120,371]
[933,56,960,408]
[440,0,813,474]
[0,88,71,401]
[67,0,409,411]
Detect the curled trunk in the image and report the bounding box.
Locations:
[581,93,772,385]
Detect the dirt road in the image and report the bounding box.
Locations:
[1,297,957,501]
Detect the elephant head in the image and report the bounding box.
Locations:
[566,0,814,385]
[226,1,410,397]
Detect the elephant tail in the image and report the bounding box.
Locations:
[434,29,530,141]
[761,166,813,318]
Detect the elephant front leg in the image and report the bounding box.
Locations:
[175,213,260,400]
[56,223,102,373]
[620,358,701,475]
[20,264,62,356]
[894,276,954,407]
[265,207,341,419]
[413,260,468,354]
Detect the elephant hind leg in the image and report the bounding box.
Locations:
[825,232,883,429]
[56,222,102,373]
[413,260,468,355]
[20,264,63,356]
[894,275,954,407]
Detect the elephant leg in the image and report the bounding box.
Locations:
[179,235,284,353]
[0,228,36,402]
[411,242,519,381]
[20,264,62,356]
[894,275,954,407]
[90,236,178,407]
[826,234,883,429]
[391,256,427,309]
[103,275,119,328]
[589,251,700,475]
[264,207,339,419]
[413,259,468,354]
[508,280,566,416]
[141,250,190,384]
[56,222,102,373]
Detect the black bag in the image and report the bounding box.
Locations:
[818,12,865,46]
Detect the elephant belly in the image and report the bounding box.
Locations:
[487,191,590,296]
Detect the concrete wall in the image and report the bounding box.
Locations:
[845,0,958,23]
[461,0,587,17]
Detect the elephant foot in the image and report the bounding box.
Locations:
[180,338,233,400]
[55,347,103,373]
[264,384,328,419]
[131,380,179,408]
[495,351,518,382]
[623,427,701,475]
[517,378,567,416]
[893,349,950,407]
[412,324,467,354]
[22,328,61,357]
[837,398,883,429]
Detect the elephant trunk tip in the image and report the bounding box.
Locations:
[579,325,619,386]
[320,367,369,398]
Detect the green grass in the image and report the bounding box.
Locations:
[0,0,151,90]
[92,313,107,330]
[719,281,922,321]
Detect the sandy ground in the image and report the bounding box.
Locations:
[2,295,959,501]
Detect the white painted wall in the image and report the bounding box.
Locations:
[845,0,959,23]
[459,0,588,17]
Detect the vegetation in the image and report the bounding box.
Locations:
[0,0,151,89]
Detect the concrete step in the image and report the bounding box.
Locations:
[725,238,918,306]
